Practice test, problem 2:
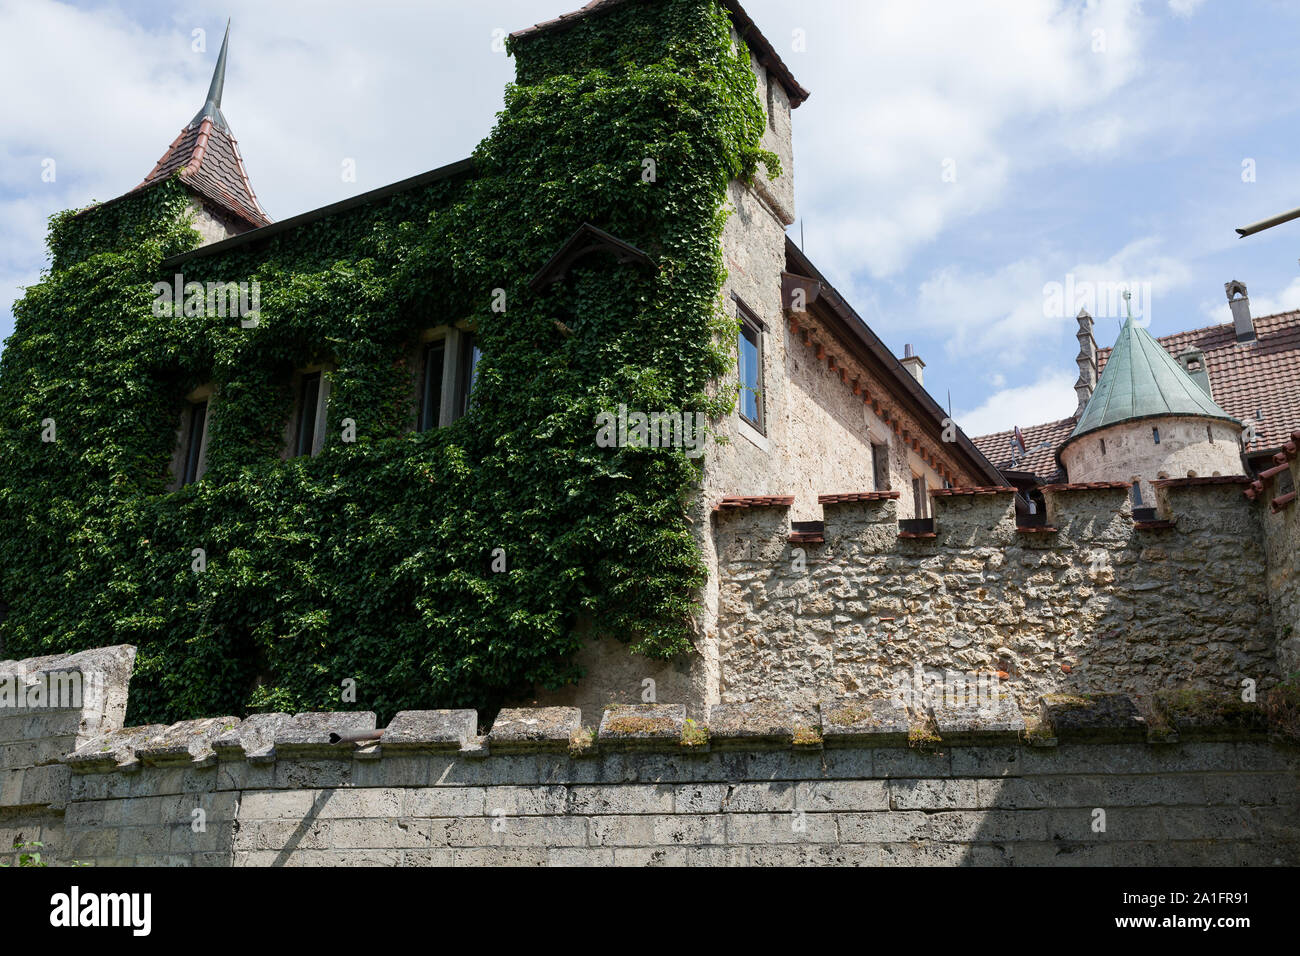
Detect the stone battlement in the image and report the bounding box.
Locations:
[2,645,1297,867]
[713,477,1286,714]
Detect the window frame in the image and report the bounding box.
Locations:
[292,369,329,458]
[735,298,766,433]
[418,338,447,432]
[181,400,209,486]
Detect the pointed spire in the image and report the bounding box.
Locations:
[190,19,231,131]
[134,17,270,230]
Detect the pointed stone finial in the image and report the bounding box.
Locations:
[190,19,232,131]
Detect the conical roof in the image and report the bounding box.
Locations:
[134,21,270,229]
[1062,314,1239,448]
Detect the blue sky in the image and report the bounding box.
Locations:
[2,0,1299,436]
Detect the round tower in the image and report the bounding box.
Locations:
[1057,305,1245,508]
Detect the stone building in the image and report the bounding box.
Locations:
[975,282,1300,512]
[9,0,1001,722]
[1056,310,1245,508]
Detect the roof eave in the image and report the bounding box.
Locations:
[784,238,1004,485]
[160,157,476,268]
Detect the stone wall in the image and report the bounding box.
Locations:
[0,645,134,866]
[1260,450,1299,674]
[1059,415,1245,507]
[715,480,1279,713]
[2,662,1293,867]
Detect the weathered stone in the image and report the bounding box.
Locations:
[487,707,580,753]
[597,704,685,751]
[820,697,910,746]
[212,713,290,763]
[137,716,240,767]
[380,710,478,754]
[932,693,1026,743]
[706,701,794,749]
[273,712,378,758]
[64,724,167,773]
[1039,693,1146,742]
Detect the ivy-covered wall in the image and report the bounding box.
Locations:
[0,0,776,725]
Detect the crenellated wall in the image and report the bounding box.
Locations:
[715,479,1280,712]
[1,655,1296,868]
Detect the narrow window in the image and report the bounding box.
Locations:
[1207,425,1214,443]
[1099,438,1106,455]
[871,443,890,491]
[295,372,322,457]
[1131,481,1143,507]
[1152,427,1161,444]
[182,401,209,486]
[737,303,764,431]
[455,333,481,418]
[419,341,446,432]
[912,474,928,518]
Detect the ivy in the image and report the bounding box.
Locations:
[0,0,774,723]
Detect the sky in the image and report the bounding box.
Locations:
[2,0,1299,438]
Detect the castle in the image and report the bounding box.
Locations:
[0,0,1297,867]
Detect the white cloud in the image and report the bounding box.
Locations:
[768,0,1150,280]
[1168,0,1208,17]
[905,236,1193,366]
[955,371,1078,436]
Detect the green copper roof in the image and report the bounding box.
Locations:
[1065,314,1238,445]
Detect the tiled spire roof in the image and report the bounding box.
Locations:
[135,20,270,229]
[1066,314,1239,446]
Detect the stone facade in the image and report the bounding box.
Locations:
[715,481,1280,713]
[2,653,1295,868]
[1060,415,1245,507]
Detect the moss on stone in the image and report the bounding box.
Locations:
[680,718,709,748]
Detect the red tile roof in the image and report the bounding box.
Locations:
[713,494,795,514]
[971,417,1077,483]
[817,491,901,504]
[1097,311,1300,454]
[136,116,270,229]
[973,310,1300,480]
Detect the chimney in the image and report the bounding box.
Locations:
[1226,280,1255,343]
[1074,309,1097,417]
[900,344,925,385]
[1177,348,1213,397]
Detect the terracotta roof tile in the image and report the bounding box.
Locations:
[136,117,270,229]
[971,417,1076,483]
[817,491,901,504]
[929,486,1016,496]
[713,494,795,514]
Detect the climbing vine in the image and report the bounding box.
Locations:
[0,0,776,723]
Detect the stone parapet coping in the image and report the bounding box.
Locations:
[818,491,901,504]
[929,486,1016,497]
[1039,481,1131,492]
[59,692,1287,773]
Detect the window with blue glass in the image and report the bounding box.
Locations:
[737,302,764,431]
